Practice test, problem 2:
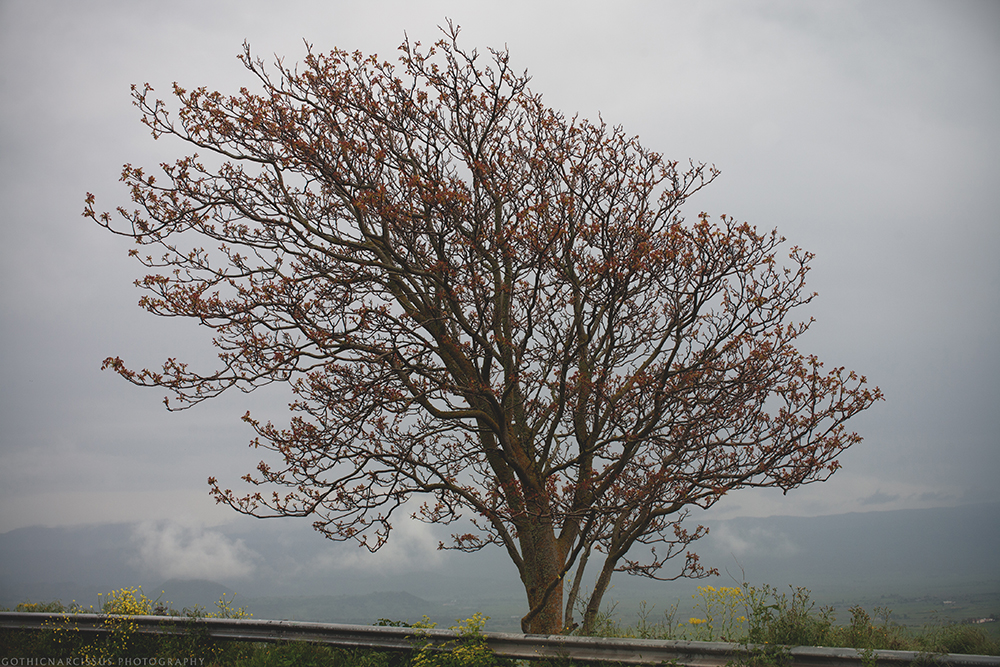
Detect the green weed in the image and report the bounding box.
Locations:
[580,582,999,656]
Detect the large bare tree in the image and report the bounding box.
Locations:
[86,25,881,634]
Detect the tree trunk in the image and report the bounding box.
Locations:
[563,540,591,632]
[517,500,566,634]
[580,555,617,636]
[521,570,564,634]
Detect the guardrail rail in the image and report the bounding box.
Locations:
[2,612,998,666]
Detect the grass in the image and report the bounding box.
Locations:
[0,588,510,667]
[2,583,998,665]
[584,583,999,656]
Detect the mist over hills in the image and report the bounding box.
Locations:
[696,503,1000,586]
[2,502,996,631]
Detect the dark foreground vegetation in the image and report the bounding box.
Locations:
[2,585,997,665]
[587,585,999,656]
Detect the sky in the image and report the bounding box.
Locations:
[1,0,998,547]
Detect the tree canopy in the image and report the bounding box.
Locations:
[86,24,881,634]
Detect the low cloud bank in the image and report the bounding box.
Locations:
[304,515,447,574]
[130,520,259,580]
[707,523,801,559]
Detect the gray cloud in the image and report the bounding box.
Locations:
[130,520,258,581]
[708,524,801,560]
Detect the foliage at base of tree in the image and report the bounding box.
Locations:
[581,583,1000,656]
[3,582,998,663]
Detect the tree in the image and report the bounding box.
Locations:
[86,24,881,635]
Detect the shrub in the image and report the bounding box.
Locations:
[742,584,834,647]
[411,613,511,667]
[687,585,747,641]
[917,623,1000,656]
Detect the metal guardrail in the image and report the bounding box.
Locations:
[1,612,998,666]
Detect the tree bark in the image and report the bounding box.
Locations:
[563,539,591,632]
[517,494,566,634]
[580,554,618,636]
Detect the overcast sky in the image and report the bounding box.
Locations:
[1,0,998,539]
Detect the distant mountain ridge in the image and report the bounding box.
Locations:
[691,502,1000,587]
[2,502,997,627]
